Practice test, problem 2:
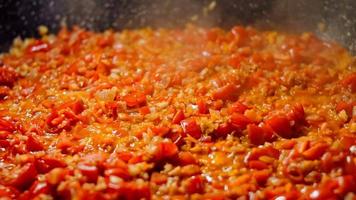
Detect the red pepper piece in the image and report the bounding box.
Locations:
[341,72,356,92]
[172,110,185,124]
[150,172,168,185]
[104,167,131,180]
[154,141,178,162]
[181,119,202,139]
[123,92,146,107]
[231,113,252,130]
[247,124,265,145]
[229,101,249,114]
[28,181,51,197]
[185,176,205,194]
[266,115,292,138]
[245,146,280,162]
[197,99,209,114]
[212,84,240,101]
[78,163,99,183]
[26,40,50,53]
[0,118,15,132]
[213,122,234,138]
[26,134,44,152]
[11,163,38,190]
[35,156,67,173]
[177,151,197,166]
[248,160,269,170]
[252,169,270,185]
[302,143,329,160]
[0,66,19,87]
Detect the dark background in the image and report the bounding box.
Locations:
[1,0,356,54]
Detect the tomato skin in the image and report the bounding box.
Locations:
[11,163,38,190]
[212,84,240,101]
[181,119,202,139]
[265,115,292,138]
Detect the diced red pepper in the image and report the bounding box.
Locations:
[151,172,168,185]
[172,110,185,124]
[35,156,67,173]
[245,146,280,162]
[151,126,170,136]
[213,122,234,138]
[185,176,205,194]
[46,168,70,185]
[26,134,44,152]
[154,141,178,162]
[26,40,50,53]
[228,54,243,68]
[336,101,355,120]
[229,101,249,114]
[139,106,150,116]
[104,167,131,180]
[248,160,269,170]
[123,92,146,107]
[252,169,271,185]
[77,163,99,183]
[341,72,356,92]
[177,152,197,166]
[28,181,51,197]
[287,104,305,123]
[11,163,38,190]
[302,143,329,160]
[197,99,209,114]
[247,124,265,145]
[231,113,252,130]
[0,118,15,132]
[181,119,202,139]
[265,115,292,138]
[212,84,240,101]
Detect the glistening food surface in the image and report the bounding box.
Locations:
[0,25,355,199]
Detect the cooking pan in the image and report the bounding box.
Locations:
[1,0,356,54]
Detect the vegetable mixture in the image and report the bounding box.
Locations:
[0,25,355,199]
